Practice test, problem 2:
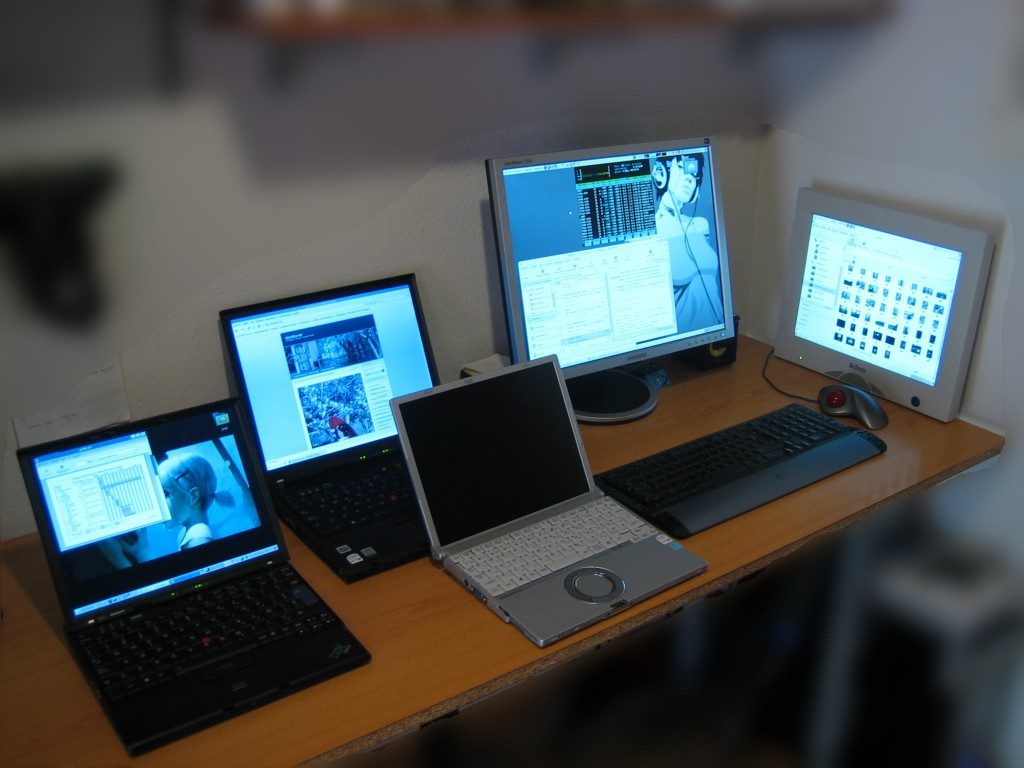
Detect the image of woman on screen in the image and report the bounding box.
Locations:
[654,153,724,332]
[159,453,235,550]
[84,442,259,574]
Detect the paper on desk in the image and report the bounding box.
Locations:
[460,353,510,379]
[13,361,131,448]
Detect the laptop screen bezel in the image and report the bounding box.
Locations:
[218,274,440,487]
[17,398,289,630]
[392,356,598,554]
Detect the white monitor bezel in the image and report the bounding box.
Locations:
[774,187,995,422]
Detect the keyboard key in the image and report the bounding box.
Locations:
[453,496,656,597]
[72,564,336,699]
[283,459,415,537]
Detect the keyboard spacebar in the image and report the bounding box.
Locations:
[657,431,885,538]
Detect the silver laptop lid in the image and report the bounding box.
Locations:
[391,356,598,556]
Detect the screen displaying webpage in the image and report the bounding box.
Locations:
[502,145,727,368]
[793,213,963,387]
[228,285,434,471]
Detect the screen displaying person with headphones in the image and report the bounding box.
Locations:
[495,141,729,369]
[653,153,724,333]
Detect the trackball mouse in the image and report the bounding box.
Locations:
[818,383,889,430]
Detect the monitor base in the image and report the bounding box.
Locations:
[568,369,657,425]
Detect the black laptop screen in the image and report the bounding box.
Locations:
[221,276,437,475]
[20,402,282,621]
[397,360,592,547]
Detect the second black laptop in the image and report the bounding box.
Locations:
[219,274,439,582]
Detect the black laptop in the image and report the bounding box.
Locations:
[17,398,371,756]
[219,274,439,582]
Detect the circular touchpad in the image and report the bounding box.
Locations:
[575,572,615,598]
[563,567,625,604]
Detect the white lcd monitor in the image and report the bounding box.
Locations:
[774,187,995,422]
[486,137,736,424]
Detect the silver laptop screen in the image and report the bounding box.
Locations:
[395,359,592,547]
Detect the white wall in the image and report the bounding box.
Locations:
[1,1,1020,555]
[0,7,778,540]
[754,0,1024,582]
[0,103,766,539]
[1,3,1021,761]
[745,128,1012,429]
[747,0,1021,433]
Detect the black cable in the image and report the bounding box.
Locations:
[761,346,818,404]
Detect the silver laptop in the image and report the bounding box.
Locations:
[391,356,707,647]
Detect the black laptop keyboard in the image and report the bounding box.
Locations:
[597,403,867,511]
[281,458,417,538]
[74,564,338,702]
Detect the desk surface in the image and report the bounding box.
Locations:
[0,337,1004,767]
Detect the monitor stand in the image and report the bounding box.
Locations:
[567,368,657,425]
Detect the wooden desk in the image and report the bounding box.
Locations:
[0,337,1003,767]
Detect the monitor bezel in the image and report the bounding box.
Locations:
[486,136,737,383]
[773,187,996,422]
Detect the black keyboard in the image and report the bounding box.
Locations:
[281,458,416,538]
[596,403,886,538]
[74,564,338,701]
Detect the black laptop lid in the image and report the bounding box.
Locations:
[219,274,439,483]
[18,399,286,627]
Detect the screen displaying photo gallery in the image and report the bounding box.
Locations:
[227,284,435,471]
[793,213,962,387]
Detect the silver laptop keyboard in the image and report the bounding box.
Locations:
[448,495,658,597]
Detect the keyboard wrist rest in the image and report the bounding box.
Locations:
[621,429,886,538]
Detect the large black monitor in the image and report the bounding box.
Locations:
[486,137,736,423]
[774,187,996,422]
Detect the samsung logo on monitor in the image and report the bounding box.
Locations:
[627,352,649,362]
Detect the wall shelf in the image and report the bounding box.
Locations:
[211,2,889,41]
[186,1,890,89]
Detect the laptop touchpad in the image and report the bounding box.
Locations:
[564,567,624,603]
